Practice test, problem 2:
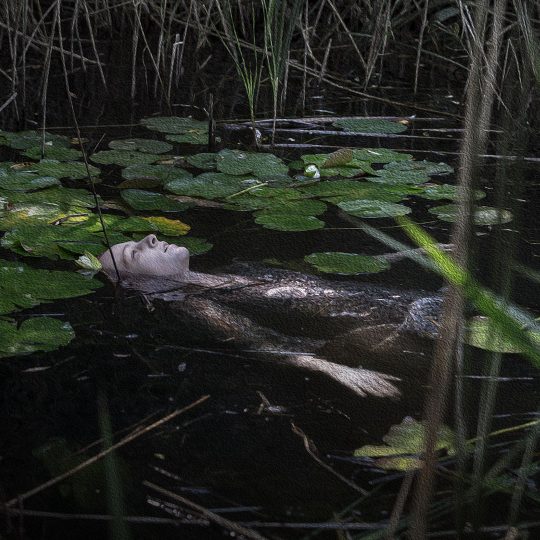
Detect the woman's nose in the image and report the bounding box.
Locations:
[143,234,158,248]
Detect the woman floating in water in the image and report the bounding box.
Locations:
[99,235,442,398]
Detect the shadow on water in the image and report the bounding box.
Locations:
[0,44,539,539]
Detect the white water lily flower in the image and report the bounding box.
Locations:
[304,164,320,179]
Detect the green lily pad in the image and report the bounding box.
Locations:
[186,153,218,170]
[338,199,411,218]
[466,316,540,353]
[1,186,99,209]
[16,160,100,180]
[384,159,453,176]
[22,145,83,161]
[305,252,390,274]
[141,116,207,134]
[0,130,71,150]
[354,417,455,471]
[0,317,75,358]
[0,202,89,231]
[369,168,430,185]
[165,172,256,199]
[418,184,486,201]
[216,149,289,178]
[352,148,413,163]
[120,163,191,187]
[0,169,60,191]
[300,153,374,177]
[254,213,325,231]
[298,180,407,203]
[120,189,190,212]
[166,131,208,145]
[333,118,407,134]
[91,150,162,166]
[108,138,173,154]
[429,204,513,225]
[0,259,102,314]
[75,251,103,272]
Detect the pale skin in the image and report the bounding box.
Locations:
[99,234,190,279]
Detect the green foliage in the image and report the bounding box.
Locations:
[0,317,75,358]
[384,159,453,175]
[23,146,83,161]
[166,132,207,144]
[216,149,288,178]
[0,130,70,150]
[186,153,218,170]
[338,199,412,218]
[165,172,256,199]
[305,252,390,274]
[254,213,324,231]
[17,160,99,180]
[429,204,513,225]
[0,259,102,314]
[352,148,413,163]
[108,138,173,154]
[418,184,486,201]
[140,116,207,133]
[333,118,408,133]
[91,150,162,166]
[466,316,540,353]
[120,189,190,212]
[354,417,455,471]
[0,169,60,191]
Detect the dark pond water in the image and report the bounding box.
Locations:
[1,55,539,540]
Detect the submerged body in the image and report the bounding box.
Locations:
[100,235,442,397]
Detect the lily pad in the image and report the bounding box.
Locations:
[141,116,207,134]
[166,131,208,145]
[369,168,430,185]
[352,148,413,163]
[0,259,102,314]
[354,417,455,471]
[120,189,190,212]
[300,153,374,177]
[120,163,191,187]
[254,213,325,231]
[333,118,407,134]
[141,216,190,236]
[429,204,513,225]
[0,318,75,358]
[16,160,100,180]
[108,138,173,154]
[0,130,71,150]
[23,145,83,161]
[0,202,89,230]
[466,316,540,353]
[1,186,99,209]
[186,153,218,170]
[91,150,162,167]
[384,159,453,176]
[298,180,407,203]
[338,199,411,218]
[0,169,60,191]
[165,172,256,199]
[305,252,390,275]
[216,149,289,178]
[418,184,486,201]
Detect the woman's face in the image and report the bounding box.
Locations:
[99,234,189,277]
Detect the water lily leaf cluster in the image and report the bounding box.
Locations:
[108,138,173,154]
[216,149,289,178]
[0,130,71,150]
[429,204,513,225]
[0,259,102,314]
[141,116,208,145]
[0,317,75,358]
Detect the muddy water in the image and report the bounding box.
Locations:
[1,58,539,540]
